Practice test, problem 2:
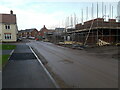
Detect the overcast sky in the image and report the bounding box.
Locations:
[0,0,119,30]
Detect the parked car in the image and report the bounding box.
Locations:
[17,38,22,41]
[35,38,39,41]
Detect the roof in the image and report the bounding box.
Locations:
[48,29,55,32]
[19,28,38,33]
[55,28,65,31]
[0,14,16,24]
[40,25,48,31]
[25,28,37,32]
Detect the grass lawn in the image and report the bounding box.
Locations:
[0,44,16,68]
[0,55,10,69]
[0,44,16,50]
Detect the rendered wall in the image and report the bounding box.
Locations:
[1,23,17,42]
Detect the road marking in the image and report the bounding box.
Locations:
[28,45,60,88]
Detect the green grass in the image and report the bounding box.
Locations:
[0,44,16,50]
[0,55,10,68]
[0,44,16,69]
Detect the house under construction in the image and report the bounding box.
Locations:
[67,18,120,46]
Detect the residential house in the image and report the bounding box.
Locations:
[39,25,55,39]
[0,10,18,42]
[39,25,48,39]
[18,28,39,39]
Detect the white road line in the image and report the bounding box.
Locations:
[28,45,60,88]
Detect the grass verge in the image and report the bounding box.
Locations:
[0,55,10,68]
[0,44,16,69]
[0,44,16,50]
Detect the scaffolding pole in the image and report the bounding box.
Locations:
[97,2,99,44]
[84,19,94,46]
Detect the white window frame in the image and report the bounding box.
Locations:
[4,34,11,39]
[5,25,10,30]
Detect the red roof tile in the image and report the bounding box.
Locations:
[0,14,16,24]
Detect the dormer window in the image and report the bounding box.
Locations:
[5,25,10,29]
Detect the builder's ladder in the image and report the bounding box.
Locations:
[84,19,94,46]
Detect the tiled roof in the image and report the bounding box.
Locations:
[0,14,16,24]
[19,28,38,33]
[25,28,37,32]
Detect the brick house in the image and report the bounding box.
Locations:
[39,25,55,41]
[0,10,18,42]
[18,28,39,39]
[39,25,48,39]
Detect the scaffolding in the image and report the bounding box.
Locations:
[67,18,120,46]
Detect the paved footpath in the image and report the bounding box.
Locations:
[2,43,57,88]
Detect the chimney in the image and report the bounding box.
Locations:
[10,10,13,14]
[43,25,46,29]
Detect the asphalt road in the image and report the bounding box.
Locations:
[2,43,56,88]
[28,40,118,88]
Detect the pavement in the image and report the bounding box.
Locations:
[2,43,57,88]
[28,40,118,88]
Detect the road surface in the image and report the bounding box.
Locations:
[28,40,118,88]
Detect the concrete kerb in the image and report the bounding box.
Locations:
[8,49,14,60]
[3,49,15,68]
[30,47,48,65]
[28,45,60,88]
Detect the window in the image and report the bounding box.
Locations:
[4,34,11,39]
[5,25,10,29]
